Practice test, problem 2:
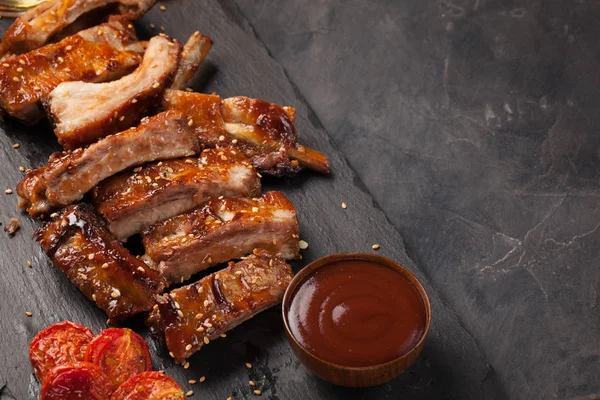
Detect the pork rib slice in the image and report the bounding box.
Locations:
[170,31,213,90]
[0,16,144,124]
[17,110,199,218]
[163,89,330,176]
[35,203,167,322]
[0,0,155,59]
[91,148,261,241]
[46,35,181,150]
[141,191,300,285]
[149,249,293,360]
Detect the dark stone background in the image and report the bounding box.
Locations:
[0,0,597,399]
[233,0,600,399]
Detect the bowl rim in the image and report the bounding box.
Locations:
[282,251,432,371]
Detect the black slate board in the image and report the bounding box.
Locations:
[0,1,506,399]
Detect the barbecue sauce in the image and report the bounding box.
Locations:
[287,260,426,367]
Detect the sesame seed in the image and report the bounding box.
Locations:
[12,143,19,148]
[254,390,261,395]
[184,361,190,369]
[25,311,32,317]
[372,244,380,250]
[92,294,97,301]
[119,116,125,121]
[152,82,160,89]
[66,45,72,51]
[219,135,225,141]
[185,344,192,351]
[149,23,155,29]
[160,5,166,11]
[199,376,206,382]
[16,67,23,72]
[5,189,12,194]
[88,253,94,260]
[169,351,175,358]
[137,266,145,273]
[131,98,138,104]
[186,390,193,397]
[246,362,252,369]
[18,59,25,65]
[188,119,193,126]
[19,166,25,172]
[203,337,210,344]
[195,313,203,319]
[188,379,197,384]
[160,26,165,31]
[220,333,227,338]
[231,139,238,144]
[249,380,256,386]
[27,260,32,267]
[252,207,259,212]
[203,300,209,307]
[101,263,109,269]
[228,397,232,400]
[196,327,204,333]
[298,240,309,249]
[203,322,212,328]
[111,290,121,299]
[177,310,184,318]
[2,63,8,67]
[57,57,64,63]
[342,202,347,209]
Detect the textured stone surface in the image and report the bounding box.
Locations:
[0,1,507,399]
[233,0,600,399]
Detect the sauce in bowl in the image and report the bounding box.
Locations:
[286,259,427,367]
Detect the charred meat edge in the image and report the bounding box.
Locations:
[150,249,293,360]
[163,89,330,176]
[34,203,167,322]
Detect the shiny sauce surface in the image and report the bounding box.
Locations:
[287,260,426,367]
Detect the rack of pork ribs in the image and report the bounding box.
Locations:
[2,0,329,363]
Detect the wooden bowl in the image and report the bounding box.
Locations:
[282,252,431,387]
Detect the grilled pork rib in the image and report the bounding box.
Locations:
[91,149,261,241]
[46,35,181,149]
[0,0,155,59]
[35,204,167,322]
[163,90,330,176]
[0,17,144,123]
[141,191,300,285]
[150,249,293,360]
[17,110,199,218]
[170,31,213,90]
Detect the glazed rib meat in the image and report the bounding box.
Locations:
[141,191,300,285]
[35,204,167,322]
[0,0,155,59]
[163,90,330,176]
[0,17,145,123]
[91,148,261,241]
[46,35,181,149]
[17,110,199,218]
[170,31,213,90]
[150,249,293,360]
